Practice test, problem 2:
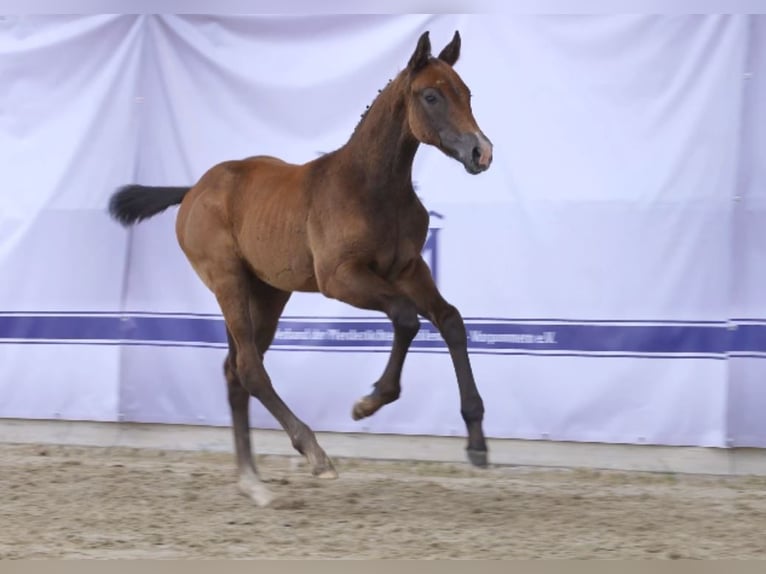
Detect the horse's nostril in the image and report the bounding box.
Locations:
[472,146,482,163]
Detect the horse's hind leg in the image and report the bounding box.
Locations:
[223,329,273,504]
[218,268,336,491]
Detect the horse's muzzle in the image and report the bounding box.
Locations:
[443,131,493,175]
[467,132,493,174]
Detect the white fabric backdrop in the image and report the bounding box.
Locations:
[0,15,763,447]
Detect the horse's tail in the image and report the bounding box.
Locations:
[108,185,191,226]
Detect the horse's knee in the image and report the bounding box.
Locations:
[461,399,485,425]
[439,305,467,347]
[390,299,420,339]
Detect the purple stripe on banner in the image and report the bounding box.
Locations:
[730,324,766,353]
[1,314,762,355]
[0,315,123,341]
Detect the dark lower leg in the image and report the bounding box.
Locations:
[319,264,420,418]
[438,305,488,464]
[225,353,257,477]
[394,258,488,466]
[224,346,274,506]
[352,302,420,419]
[237,353,336,477]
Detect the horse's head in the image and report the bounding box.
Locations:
[405,31,493,175]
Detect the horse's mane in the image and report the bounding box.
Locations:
[352,77,396,134]
[314,74,402,157]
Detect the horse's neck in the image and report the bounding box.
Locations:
[341,81,419,195]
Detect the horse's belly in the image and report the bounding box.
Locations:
[247,247,318,293]
[258,266,319,293]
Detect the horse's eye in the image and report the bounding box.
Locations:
[424,94,438,104]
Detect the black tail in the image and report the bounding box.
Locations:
[108,185,191,226]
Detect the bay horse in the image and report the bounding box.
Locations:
[108,30,493,506]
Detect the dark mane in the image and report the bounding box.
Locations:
[352,77,395,134]
[314,76,398,158]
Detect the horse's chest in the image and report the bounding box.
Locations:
[369,212,427,279]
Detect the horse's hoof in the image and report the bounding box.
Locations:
[315,467,339,480]
[466,448,489,468]
[312,457,339,479]
[351,396,376,421]
[237,477,276,507]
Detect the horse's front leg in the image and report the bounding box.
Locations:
[318,261,421,420]
[395,257,488,468]
[351,305,420,420]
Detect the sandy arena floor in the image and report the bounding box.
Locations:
[0,443,765,559]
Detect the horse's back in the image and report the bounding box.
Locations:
[185,154,307,206]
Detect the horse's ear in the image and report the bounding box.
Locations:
[438,30,461,66]
[408,31,431,72]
